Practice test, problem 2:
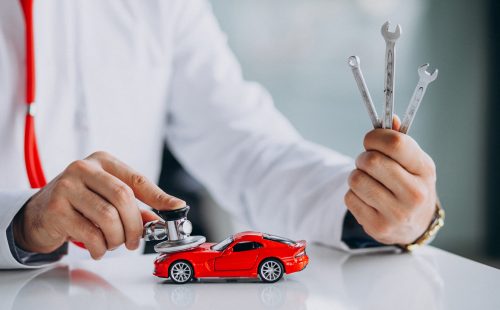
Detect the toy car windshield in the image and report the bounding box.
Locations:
[211,235,234,251]
[263,233,296,246]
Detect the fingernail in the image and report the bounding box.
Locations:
[174,199,186,209]
[128,240,139,250]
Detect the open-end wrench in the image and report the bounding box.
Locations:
[381,21,402,129]
[348,56,381,128]
[400,64,438,134]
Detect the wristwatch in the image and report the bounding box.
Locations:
[399,200,445,252]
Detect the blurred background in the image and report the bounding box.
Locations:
[156,0,500,267]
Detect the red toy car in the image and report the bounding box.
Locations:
[154,231,308,284]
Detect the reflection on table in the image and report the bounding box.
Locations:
[1,245,499,310]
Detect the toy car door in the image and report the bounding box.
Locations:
[214,241,262,271]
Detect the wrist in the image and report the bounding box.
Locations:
[399,199,445,252]
[12,197,56,253]
[12,203,31,252]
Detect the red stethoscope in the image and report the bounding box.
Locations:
[20,0,46,189]
[20,0,86,248]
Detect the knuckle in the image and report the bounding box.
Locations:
[344,191,354,206]
[131,174,147,188]
[408,188,426,206]
[363,131,377,149]
[392,209,411,224]
[54,178,73,194]
[97,203,120,222]
[348,170,364,188]
[113,184,134,204]
[46,198,66,214]
[83,224,101,244]
[363,152,381,170]
[89,150,110,160]
[386,133,404,153]
[66,160,90,174]
[344,191,359,210]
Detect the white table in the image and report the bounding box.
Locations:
[1,245,499,310]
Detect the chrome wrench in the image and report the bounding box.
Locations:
[400,64,438,134]
[348,56,381,128]
[381,21,402,129]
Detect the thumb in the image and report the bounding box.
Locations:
[140,209,162,224]
[392,114,401,131]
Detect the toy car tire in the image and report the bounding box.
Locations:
[258,258,284,283]
[169,260,194,284]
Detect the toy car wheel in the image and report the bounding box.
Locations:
[258,258,284,283]
[169,260,194,284]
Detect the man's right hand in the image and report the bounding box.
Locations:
[12,151,186,260]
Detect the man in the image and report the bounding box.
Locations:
[0,0,438,268]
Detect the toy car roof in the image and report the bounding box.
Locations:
[233,231,264,240]
[232,231,299,245]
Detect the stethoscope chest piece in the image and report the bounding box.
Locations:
[154,235,206,253]
[143,205,206,253]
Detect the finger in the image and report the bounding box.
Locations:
[83,169,143,250]
[88,152,186,211]
[61,208,107,260]
[392,114,401,131]
[347,169,397,214]
[344,190,379,228]
[140,209,162,224]
[363,129,435,176]
[68,184,126,250]
[355,151,420,199]
[344,191,398,244]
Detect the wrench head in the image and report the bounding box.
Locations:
[381,21,402,42]
[347,56,361,69]
[418,63,439,82]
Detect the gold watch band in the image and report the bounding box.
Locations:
[399,200,445,252]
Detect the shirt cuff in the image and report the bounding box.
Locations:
[6,220,67,266]
[341,210,384,249]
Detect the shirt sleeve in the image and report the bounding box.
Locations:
[0,190,66,269]
[165,0,388,252]
[341,211,384,249]
[6,222,67,266]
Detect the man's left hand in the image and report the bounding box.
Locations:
[344,118,437,245]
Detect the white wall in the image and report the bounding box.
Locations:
[209,0,487,257]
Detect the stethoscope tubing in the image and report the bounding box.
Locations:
[20,0,85,249]
[20,0,47,189]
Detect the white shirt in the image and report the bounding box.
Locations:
[0,0,360,269]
